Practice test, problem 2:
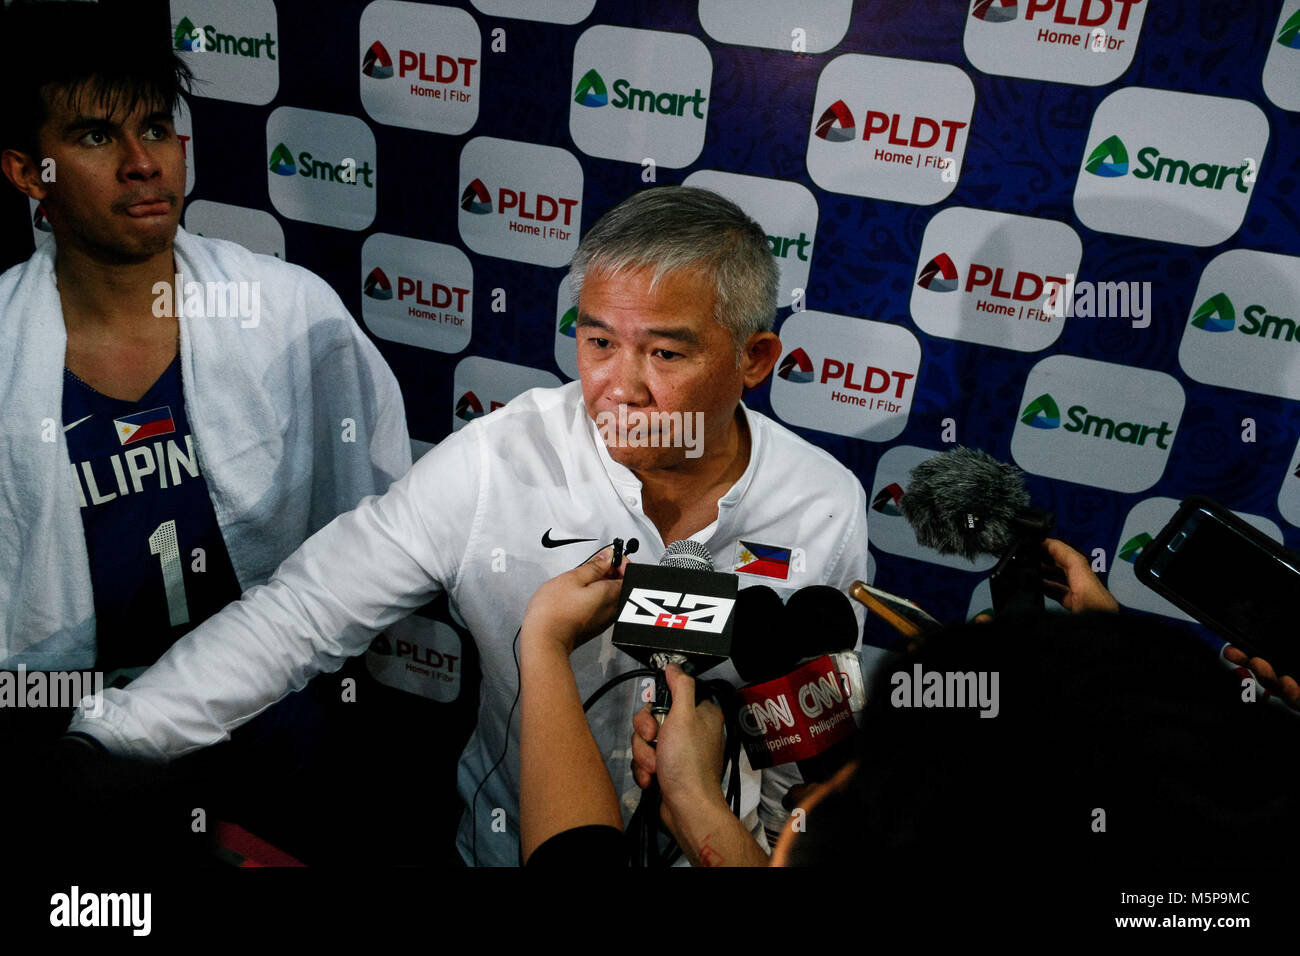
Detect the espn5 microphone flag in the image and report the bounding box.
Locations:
[611,562,737,674]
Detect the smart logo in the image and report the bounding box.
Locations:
[1073,88,1268,246]
[361,234,472,354]
[554,275,580,380]
[169,0,279,104]
[362,42,394,79]
[1117,532,1152,564]
[267,142,374,187]
[682,171,819,311]
[451,357,561,433]
[569,26,713,168]
[1020,394,1060,429]
[771,311,921,442]
[457,138,583,267]
[266,108,377,230]
[1179,250,1300,401]
[1263,2,1300,111]
[1190,293,1234,332]
[1279,8,1300,48]
[1084,135,1128,176]
[910,208,1081,352]
[1084,133,1251,193]
[807,55,974,205]
[1011,356,1183,492]
[359,2,481,135]
[777,348,815,384]
[558,307,578,338]
[573,69,608,107]
[814,101,856,142]
[964,0,1147,85]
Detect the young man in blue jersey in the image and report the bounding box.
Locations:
[0,2,409,858]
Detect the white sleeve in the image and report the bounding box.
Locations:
[754,476,870,842]
[68,425,484,760]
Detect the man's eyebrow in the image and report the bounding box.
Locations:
[61,110,174,134]
[574,313,702,345]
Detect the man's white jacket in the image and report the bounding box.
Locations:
[70,380,870,865]
[0,227,411,668]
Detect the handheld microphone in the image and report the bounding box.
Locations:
[732,586,866,784]
[899,447,1056,616]
[612,540,738,723]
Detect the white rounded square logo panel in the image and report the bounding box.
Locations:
[697,0,852,54]
[1178,249,1300,402]
[457,137,583,267]
[682,170,818,314]
[963,0,1147,86]
[867,445,998,572]
[554,274,579,381]
[569,26,712,169]
[806,54,974,205]
[1073,88,1268,247]
[366,616,463,702]
[910,206,1081,352]
[266,107,377,230]
[469,0,595,24]
[770,311,921,442]
[361,234,472,354]
[170,0,279,105]
[184,200,285,259]
[1011,355,1183,493]
[451,357,561,432]
[359,1,481,134]
[1263,1,1300,112]
[1109,498,1283,621]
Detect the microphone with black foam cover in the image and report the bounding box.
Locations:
[612,539,738,722]
[733,586,866,785]
[899,447,1055,616]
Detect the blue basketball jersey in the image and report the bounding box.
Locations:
[63,358,241,671]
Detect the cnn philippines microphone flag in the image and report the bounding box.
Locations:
[114,406,176,446]
[734,541,792,580]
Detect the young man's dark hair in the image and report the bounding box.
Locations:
[1,0,193,159]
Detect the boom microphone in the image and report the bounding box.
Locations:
[899,446,1056,615]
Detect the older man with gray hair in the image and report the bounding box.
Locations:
[70,185,870,866]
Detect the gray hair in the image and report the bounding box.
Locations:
[568,186,779,358]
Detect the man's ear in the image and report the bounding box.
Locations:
[740,331,782,390]
[1,148,49,201]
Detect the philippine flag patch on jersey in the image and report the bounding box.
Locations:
[114,406,176,446]
[733,541,792,580]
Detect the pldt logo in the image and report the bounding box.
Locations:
[971,0,1017,22]
[460,178,492,214]
[814,100,855,142]
[360,234,473,355]
[455,391,501,422]
[916,254,959,292]
[362,42,394,78]
[871,482,905,516]
[777,348,815,383]
[363,267,393,300]
[363,267,469,313]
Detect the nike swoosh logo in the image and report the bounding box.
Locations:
[64,414,92,432]
[541,529,597,548]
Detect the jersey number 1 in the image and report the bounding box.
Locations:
[148,519,191,627]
